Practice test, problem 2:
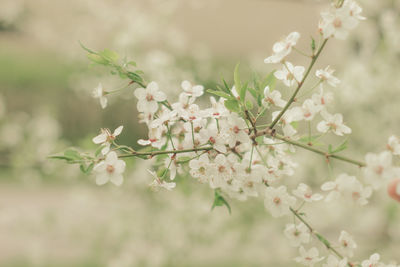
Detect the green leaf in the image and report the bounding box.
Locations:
[48,155,71,161]
[99,48,119,62]
[247,87,258,99]
[331,139,348,154]
[290,121,299,129]
[176,156,192,164]
[49,148,83,163]
[87,54,109,65]
[127,61,136,67]
[233,63,241,97]
[207,89,234,100]
[224,99,241,113]
[328,144,333,154]
[311,37,316,52]
[239,81,248,102]
[245,100,253,110]
[64,148,82,161]
[80,163,93,174]
[261,71,276,92]
[157,167,168,178]
[211,189,231,214]
[126,72,144,83]
[94,146,104,157]
[222,78,230,91]
[315,232,331,248]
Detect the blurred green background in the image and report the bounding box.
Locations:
[0,0,400,266]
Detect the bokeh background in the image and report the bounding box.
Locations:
[1,0,400,266]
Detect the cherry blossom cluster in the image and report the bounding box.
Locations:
[53,0,400,266]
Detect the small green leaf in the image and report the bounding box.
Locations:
[224,99,241,113]
[48,155,71,161]
[127,61,136,66]
[290,121,299,129]
[233,63,241,96]
[247,87,258,99]
[328,144,333,154]
[211,189,231,214]
[245,100,253,110]
[261,71,276,91]
[87,54,109,65]
[207,89,234,100]
[220,77,231,93]
[64,148,82,161]
[157,167,168,178]
[239,81,248,102]
[99,48,119,62]
[311,37,316,52]
[176,156,192,164]
[315,232,331,248]
[94,146,104,157]
[331,139,348,154]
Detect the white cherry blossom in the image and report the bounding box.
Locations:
[93,151,126,186]
[316,66,340,87]
[206,96,229,119]
[319,0,365,40]
[274,62,305,87]
[323,255,348,267]
[181,80,204,98]
[148,170,176,191]
[284,222,310,247]
[312,85,333,110]
[295,246,324,266]
[138,125,167,149]
[199,124,227,153]
[301,99,320,121]
[322,173,372,205]
[262,86,287,108]
[189,153,212,183]
[92,83,107,109]
[264,185,296,218]
[317,110,351,136]
[221,113,250,148]
[134,81,166,114]
[92,126,123,155]
[387,135,400,155]
[361,253,383,267]
[264,32,300,64]
[338,230,357,258]
[363,151,395,189]
[292,183,323,202]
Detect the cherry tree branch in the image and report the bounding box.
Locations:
[269,39,329,129]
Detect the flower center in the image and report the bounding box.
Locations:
[333,18,342,28]
[273,197,281,204]
[233,126,240,134]
[352,192,360,200]
[375,165,384,175]
[327,122,337,130]
[106,164,115,174]
[286,72,294,81]
[199,166,205,175]
[146,94,154,101]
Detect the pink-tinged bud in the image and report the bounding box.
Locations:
[387,179,400,202]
